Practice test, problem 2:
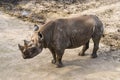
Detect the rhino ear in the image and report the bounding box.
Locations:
[18,44,24,51]
[38,32,44,40]
[34,24,39,31]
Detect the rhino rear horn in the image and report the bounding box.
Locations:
[34,24,39,31]
[24,40,29,46]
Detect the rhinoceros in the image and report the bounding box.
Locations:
[18,15,104,68]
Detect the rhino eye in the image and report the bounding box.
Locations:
[31,39,34,42]
[28,43,32,47]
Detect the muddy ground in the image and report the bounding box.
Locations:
[0,0,120,80]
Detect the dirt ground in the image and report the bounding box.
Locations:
[0,0,120,80]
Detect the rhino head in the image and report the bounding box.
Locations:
[18,25,44,59]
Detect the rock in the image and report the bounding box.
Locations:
[21,10,30,17]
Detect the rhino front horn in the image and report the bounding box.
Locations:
[18,44,24,51]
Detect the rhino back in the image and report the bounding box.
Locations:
[52,16,95,49]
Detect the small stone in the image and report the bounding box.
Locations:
[21,10,30,17]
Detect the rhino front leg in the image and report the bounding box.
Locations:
[55,50,65,68]
[49,48,56,64]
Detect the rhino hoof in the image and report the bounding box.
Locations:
[51,59,56,64]
[78,53,85,56]
[56,63,64,68]
[91,54,98,58]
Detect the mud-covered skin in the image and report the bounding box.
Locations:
[18,15,104,68]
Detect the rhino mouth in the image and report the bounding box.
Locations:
[23,47,42,59]
[23,56,32,59]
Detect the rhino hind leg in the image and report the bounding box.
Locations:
[91,35,101,58]
[78,40,89,56]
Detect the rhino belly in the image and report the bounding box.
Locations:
[67,32,92,49]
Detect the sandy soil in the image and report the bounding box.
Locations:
[0,1,120,80]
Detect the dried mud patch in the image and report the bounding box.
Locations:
[102,32,120,50]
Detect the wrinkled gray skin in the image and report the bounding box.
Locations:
[18,15,104,68]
